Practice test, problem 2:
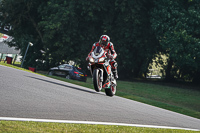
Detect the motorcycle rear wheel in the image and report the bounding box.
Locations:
[105,85,116,97]
[93,69,102,92]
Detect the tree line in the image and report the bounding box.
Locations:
[0,0,200,83]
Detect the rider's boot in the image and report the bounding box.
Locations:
[113,69,118,79]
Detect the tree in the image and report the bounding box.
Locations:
[151,0,200,83]
[104,0,158,78]
[1,0,159,80]
[38,1,104,69]
[0,0,46,68]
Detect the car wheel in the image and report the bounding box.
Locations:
[48,71,53,76]
[66,75,70,79]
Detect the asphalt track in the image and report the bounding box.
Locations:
[0,65,200,130]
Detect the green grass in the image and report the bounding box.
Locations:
[0,121,198,133]
[0,62,200,132]
[116,80,200,119]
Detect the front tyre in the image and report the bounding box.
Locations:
[93,69,102,92]
[105,85,116,97]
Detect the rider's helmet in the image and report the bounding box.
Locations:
[99,35,110,46]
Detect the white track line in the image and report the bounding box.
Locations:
[0,117,199,131]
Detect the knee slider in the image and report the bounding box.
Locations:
[113,62,118,67]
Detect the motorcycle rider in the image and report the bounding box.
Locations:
[86,35,118,79]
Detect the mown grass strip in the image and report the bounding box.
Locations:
[0,121,198,133]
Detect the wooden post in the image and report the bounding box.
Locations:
[13,54,18,65]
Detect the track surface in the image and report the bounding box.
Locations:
[0,65,200,130]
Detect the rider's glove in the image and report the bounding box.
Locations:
[108,55,113,60]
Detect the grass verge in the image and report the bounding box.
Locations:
[0,121,198,133]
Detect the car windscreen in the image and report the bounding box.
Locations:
[58,65,73,70]
[64,65,73,70]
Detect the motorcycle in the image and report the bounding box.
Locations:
[87,46,117,96]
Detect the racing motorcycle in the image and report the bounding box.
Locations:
[87,46,117,96]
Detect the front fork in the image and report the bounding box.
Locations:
[99,69,103,82]
[88,63,103,82]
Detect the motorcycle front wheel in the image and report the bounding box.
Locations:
[93,69,102,92]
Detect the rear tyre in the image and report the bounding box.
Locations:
[93,69,102,92]
[105,85,116,97]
